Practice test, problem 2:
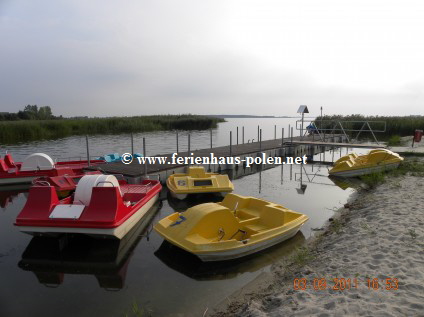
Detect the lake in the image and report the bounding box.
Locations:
[0,118,363,317]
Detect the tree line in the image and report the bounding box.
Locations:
[0,105,59,121]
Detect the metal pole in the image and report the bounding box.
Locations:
[143,137,147,177]
[229,131,232,157]
[274,125,276,139]
[288,124,291,140]
[86,135,90,166]
[210,129,212,149]
[131,132,134,155]
[257,125,259,143]
[176,131,179,153]
[259,129,262,152]
[282,128,284,149]
[237,126,239,145]
[301,113,304,140]
[242,126,245,144]
[188,133,191,167]
[291,127,294,144]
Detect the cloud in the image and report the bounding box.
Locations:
[1,0,424,116]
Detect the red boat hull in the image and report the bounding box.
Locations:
[0,154,105,186]
[15,179,162,239]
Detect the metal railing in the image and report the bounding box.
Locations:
[295,120,386,144]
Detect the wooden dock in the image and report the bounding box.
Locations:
[286,140,386,148]
[86,134,379,181]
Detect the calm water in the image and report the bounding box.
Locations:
[2,118,303,161]
[0,119,366,316]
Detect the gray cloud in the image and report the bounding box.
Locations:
[1,0,423,117]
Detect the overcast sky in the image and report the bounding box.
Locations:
[1,0,423,117]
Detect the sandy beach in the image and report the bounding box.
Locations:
[212,165,424,316]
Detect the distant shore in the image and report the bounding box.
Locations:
[0,114,224,144]
[212,159,424,316]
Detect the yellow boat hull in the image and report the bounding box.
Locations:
[154,194,309,261]
[166,166,234,200]
[329,149,403,178]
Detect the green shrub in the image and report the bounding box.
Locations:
[387,135,401,146]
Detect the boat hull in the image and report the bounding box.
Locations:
[195,225,302,261]
[169,192,188,200]
[329,162,400,177]
[169,190,232,200]
[18,193,159,240]
[166,166,234,200]
[0,176,37,185]
[155,193,309,262]
[0,153,105,186]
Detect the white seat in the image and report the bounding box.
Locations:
[74,175,121,206]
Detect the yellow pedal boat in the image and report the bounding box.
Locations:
[154,193,309,261]
[329,149,403,177]
[166,166,234,200]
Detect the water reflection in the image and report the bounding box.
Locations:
[154,232,305,281]
[18,201,161,290]
[0,127,370,316]
[328,175,364,190]
[0,185,29,209]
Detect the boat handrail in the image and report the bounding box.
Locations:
[95,181,116,187]
[33,180,51,186]
[230,229,247,240]
[217,228,225,241]
[233,201,239,216]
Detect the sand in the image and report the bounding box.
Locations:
[390,136,424,154]
[211,174,424,317]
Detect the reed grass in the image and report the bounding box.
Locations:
[315,114,424,139]
[0,115,224,144]
[291,246,315,266]
[387,135,401,146]
[360,159,424,189]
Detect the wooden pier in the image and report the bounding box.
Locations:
[287,140,386,148]
[86,134,381,183]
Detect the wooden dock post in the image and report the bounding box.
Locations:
[274,125,276,139]
[143,137,147,177]
[209,129,212,171]
[210,129,212,149]
[291,127,294,144]
[188,133,191,166]
[257,125,259,143]
[86,135,90,166]
[242,126,245,144]
[237,127,239,145]
[131,132,134,155]
[176,131,179,153]
[259,129,262,152]
[230,131,232,156]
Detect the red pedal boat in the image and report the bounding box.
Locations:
[33,171,103,198]
[15,175,162,239]
[0,153,105,186]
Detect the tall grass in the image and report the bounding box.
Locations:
[0,115,224,144]
[360,159,424,189]
[315,114,424,139]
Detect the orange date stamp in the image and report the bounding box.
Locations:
[293,277,399,291]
